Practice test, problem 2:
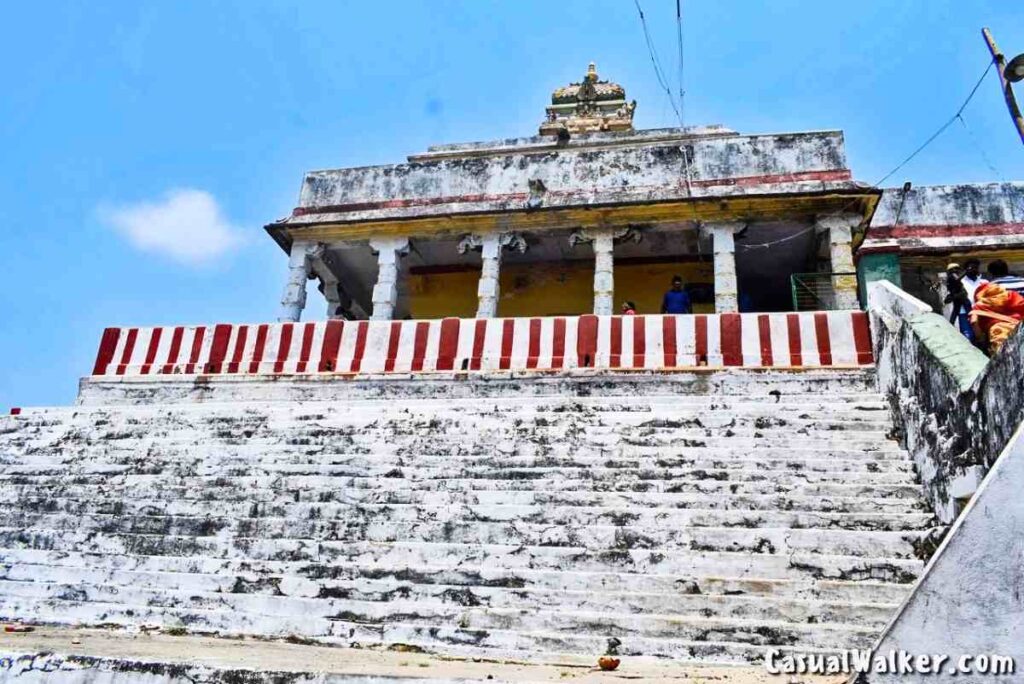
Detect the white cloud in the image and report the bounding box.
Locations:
[99,189,245,265]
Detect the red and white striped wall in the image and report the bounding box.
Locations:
[91,311,873,378]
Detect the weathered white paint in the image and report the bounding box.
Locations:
[702,222,743,312]
[1,369,928,665]
[278,242,324,322]
[862,422,1024,683]
[867,280,1024,525]
[368,237,409,321]
[288,129,855,227]
[863,182,1024,256]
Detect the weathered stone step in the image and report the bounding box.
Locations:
[0,576,899,630]
[0,594,871,664]
[0,549,917,603]
[0,532,924,582]
[3,487,928,516]
[0,593,879,657]
[16,430,901,458]
[0,476,927,502]
[6,452,916,477]
[0,463,919,486]
[9,441,908,464]
[0,499,932,530]
[0,515,923,557]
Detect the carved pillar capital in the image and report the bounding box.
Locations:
[459,232,527,318]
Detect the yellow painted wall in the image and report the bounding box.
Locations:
[406,260,714,319]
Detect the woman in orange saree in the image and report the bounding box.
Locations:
[969,282,1024,354]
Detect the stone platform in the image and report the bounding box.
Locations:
[0,627,847,683]
[0,369,936,678]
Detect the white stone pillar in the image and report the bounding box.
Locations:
[592,231,615,315]
[702,222,743,312]
[278,241,324,322]
[459,232,527,318]
[369,237,409,321]
[816,215,860,310]
[569,227,640,315]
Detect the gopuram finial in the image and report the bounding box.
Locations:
[540,62,636,136]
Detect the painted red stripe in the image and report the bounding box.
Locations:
[694,315,708,366]
[319,320,344,372]
[662,317,677,368]
[610,317,622,367]
[526,319,542,369]
[632,316,646,368]
[116,328,139,376]
[470,320,487,371]
[92,328,121,376]
[161,327,185,374]
[552,318,566,369]
[786,314,803,366]
[249,324,269,374]
[349,321,369,372]
[410,321,430,371]
[274,323,294,374]
[436,319,460,371]
[139,328,163,375]
[384,321,403,373]
[576,315,598,368]
[851,312,873,365]
[227,325,249,373]
[814,313,833,365]
[205,324,232,374]
[721,313,742,366]
[499,319,515,370]
[295,322,315,373]
[185,326,206,374]
[758,315,773,367]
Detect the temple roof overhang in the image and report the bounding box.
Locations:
[267,126,874,252]
[860,182,1024,256]
[267,188,880,254]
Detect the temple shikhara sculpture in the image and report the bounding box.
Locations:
[2,65,1024,682]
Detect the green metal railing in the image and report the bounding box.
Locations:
[790,272,858,311]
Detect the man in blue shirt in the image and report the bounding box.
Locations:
[986,259,1024,295]
[661,276,692,314]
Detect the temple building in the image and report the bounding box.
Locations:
[3,63,1024,680]
[267,64,875,323]
[266,64,1024,324]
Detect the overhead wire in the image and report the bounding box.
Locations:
[633,0,681,123]
[738,58,998,251]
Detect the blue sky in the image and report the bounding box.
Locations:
[1,0,1022,407]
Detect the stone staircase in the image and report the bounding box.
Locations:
[0,369,933,666]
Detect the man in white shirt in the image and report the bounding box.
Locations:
[960,258,987,302]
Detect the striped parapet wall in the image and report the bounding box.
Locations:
[91,311,873,379]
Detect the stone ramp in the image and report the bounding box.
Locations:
[0,370,933,665]
[0,627,845,683]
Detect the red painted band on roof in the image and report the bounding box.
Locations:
[867,222,1024,238]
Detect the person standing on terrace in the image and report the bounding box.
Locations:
[661,276,692,315]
